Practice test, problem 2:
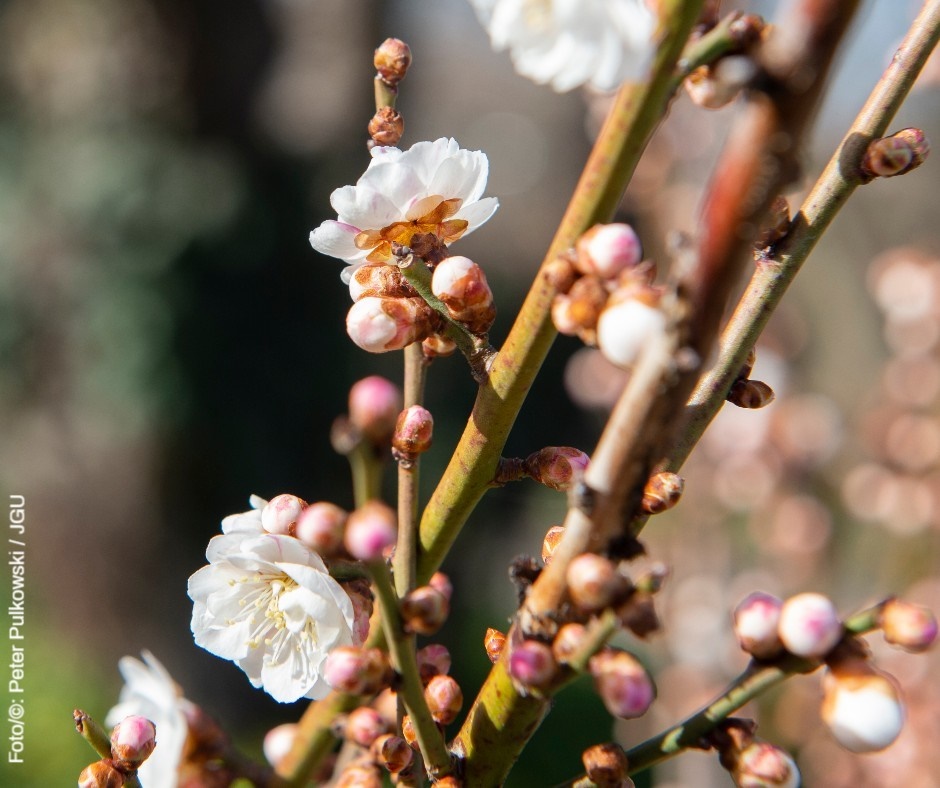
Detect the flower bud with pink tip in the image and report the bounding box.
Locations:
[428,571,453,601]
[346,707,389,748]
[582,742,630,788]
[346,296,437,353]
[509,639,558,691]
[484,628,506,663]
[109,715,157,769]
[778,593,843,658]
[400,586,449,635]
[575,223,643,280]
[822,656,905,753]
[324,646,392,695]
[525,446,590,491]
[263,723,298,768]
[372,734,413,774]
[349,375,402,443]
[345,501,397,562]
[392,405,434,463]
[567,553,630,613]
[78,760,125,788]
[431,255,496,334]
[425,674,464,725]
[261,494,306,535]
[597,287,667,369]
[417,644,452,683]
[295,501,347,556]
[729,740,801,788]
[733,592,784,660]
[589,649,655,719]
[880,598,938,653]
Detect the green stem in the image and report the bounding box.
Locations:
[370,560,454,780]
[348,442,384,508]
[668,10,760,93]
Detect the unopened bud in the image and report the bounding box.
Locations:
[428,571,453,601]
[778,593,842,658]
[589,649,655,719]
[401,715,418,749]
[575,223,643,280]
[349,263,414,301]
[261,494,306,535]
[730,740,801,788]
[684,55,756,109]
[551,275,608,338]
[544,254,578,293]
[552,622,588,663]
[110,715,157,769]
[392,405,434,463]
[346,296,438,353]
[78,760,125,788]
[525,446,590,492]
[541,525,565,564]
[822,658,904,753]
[880,598,938,653]
[416,644,452,682]
[374,38,412,85]
[349,375,402,443]
[368,107,405,147]
[345,501,397,562]
[640,471,684,515]
[509,638,558,691]
[582,742,629,788]
[862,128,929,179]
[567,553,630,613]
[324,646,392,695]
[484,628,506,663]
[733,592,784,660]
[344,578,375,645]
[597,289,667,369]
[263,723,298,768]
[295,501,347,555]
[618,592,661,639]
[727,379,775,409]
[401,586,449,635]
[431,255,496,334]
[335,762,384,788]
[345,707,388,748]
[424,674,463,725]
[422,332,456,357]
[372,734,414,774]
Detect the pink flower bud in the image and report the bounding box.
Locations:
[733,592,784,660]
[345,707,389,748]
[575,223,642,280]
[400,586,449,635]
[295,501,347,556]
[597,290,666,369]
[428,571,453,601]
[348,375,402,443]
[78,760,125,788]
[392,405,434,461]
[484,628,506,664]
[343,578,375,645]
[324,646,392,695]
[582,742,630,787]
[346,296,436,353]
[541,525,565,564]
[566,553,630,613]
[777,593,843,658]
[374,38,412,85]
[431,255,496,334]
[731,740,800,788]
[110,715,157,768]
[589,649,655,719]
[345,501,397,561]
[822,659,905,753]
[263,723,298,768]
[416,644,452,683]
[880,598,938,653]
[260,493,306,535]
[371,734,413,774]
[525,446,590,492]
[508,639,557,691]
[552,622,588,663]
[424,674,463,725]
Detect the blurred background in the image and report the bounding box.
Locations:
[0,0,938,785]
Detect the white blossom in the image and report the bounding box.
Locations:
[468,0,658,92]
[188,510,356,703]
[309,137,498,285]
[106,651,190,788]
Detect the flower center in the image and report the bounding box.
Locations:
[523,0,553,31]
[353,196,469,263]
[233,573,307,652]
